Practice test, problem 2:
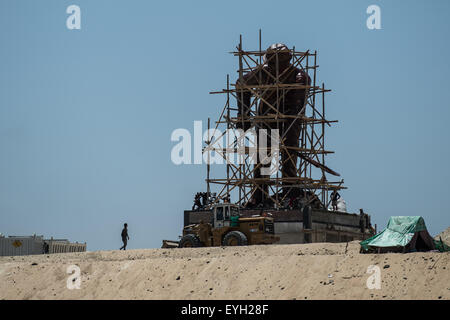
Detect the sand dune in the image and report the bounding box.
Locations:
[0,241,449,300]
[435,227,450,244]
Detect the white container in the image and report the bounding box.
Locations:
[0,235,44,256]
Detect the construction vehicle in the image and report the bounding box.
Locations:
[162,203,280,248]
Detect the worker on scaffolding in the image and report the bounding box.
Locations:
[192,192,202,211]
[236,43,311,205]
[201,192,208,207]
[330,190,341,211]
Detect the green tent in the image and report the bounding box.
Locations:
[434,237,450,252]
[360,216,439,253]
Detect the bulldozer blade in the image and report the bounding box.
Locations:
[161,240,179,249]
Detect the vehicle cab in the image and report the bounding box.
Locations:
[212,203,240,228]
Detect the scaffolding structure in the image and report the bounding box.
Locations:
[205,32,345,209]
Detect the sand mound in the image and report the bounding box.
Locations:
[435,227,450,244]
[0,241,449,300]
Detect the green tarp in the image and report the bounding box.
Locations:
[360,216,443,253]
[434,238,450,252]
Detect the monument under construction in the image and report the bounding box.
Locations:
[184,32,375,244]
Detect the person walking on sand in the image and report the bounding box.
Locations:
[120,223,130,250]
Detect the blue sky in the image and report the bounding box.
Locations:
[1,0,449,250]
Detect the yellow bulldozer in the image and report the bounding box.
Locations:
[162,203,279,248]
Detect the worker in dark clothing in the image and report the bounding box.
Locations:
[245,196,257,209]
[330,190,341,211]
[201,192,208,207]
[236,43,311,205]
[43,242,49,254]
[192,192,202,211]
[120,223,129,250]
[288,196,297,209]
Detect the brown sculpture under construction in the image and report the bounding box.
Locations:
[207,33,344,210]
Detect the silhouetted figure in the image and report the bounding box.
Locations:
[192,192,202,211]
[288,196,297,209]
[330,190,341,211]
[245,197,257,209]
[43,242,49,254]
[120,223,129,250]
[201,192,208,207]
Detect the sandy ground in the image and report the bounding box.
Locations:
[0,241,449,300]
[435,227,450,244]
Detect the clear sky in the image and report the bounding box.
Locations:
[1,0,449,251]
